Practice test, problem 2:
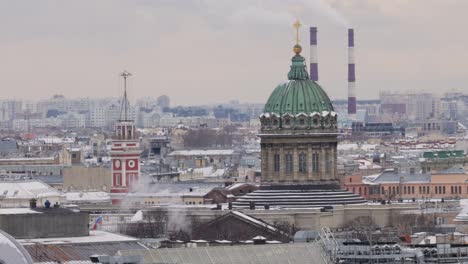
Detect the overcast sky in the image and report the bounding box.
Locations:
[1,0,467,105]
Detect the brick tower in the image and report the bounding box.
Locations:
[110,71,141,204]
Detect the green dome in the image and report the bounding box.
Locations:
[263,54,334,115]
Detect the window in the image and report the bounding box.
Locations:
[274,154,280,172]
[349,178,352,183]
[412,186,415,194]
[312,153,319,173]
[419,186,422,194]
[459,186,462,194]
[312,117,319,127]
[299,153,307,173]
[285,154,293,173]
[382,187,385,194]
[404,186,407,194]
[299,118,305,126]
[443,186,446,194]
[451,186,454,194]
[284,118,291,126]
[435,186,438,194]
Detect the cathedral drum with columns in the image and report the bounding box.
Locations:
[233,21,365,208]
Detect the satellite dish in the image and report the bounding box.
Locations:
[0,229,34,264]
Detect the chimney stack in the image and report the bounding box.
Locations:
[309,27,318,82]
[347,28,357,115]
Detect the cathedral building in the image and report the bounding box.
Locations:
[233,21,365,208]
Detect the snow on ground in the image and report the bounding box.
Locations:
[65,191,110,204]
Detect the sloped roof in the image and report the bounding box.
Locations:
[118,243,326,264]
[0,180,63,199]
[366,171,430,184]
[438,166,466,174]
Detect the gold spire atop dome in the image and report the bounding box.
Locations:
[293,19,301,44]
[293,19,302,54]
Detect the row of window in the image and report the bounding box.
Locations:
[351,185,467,196]
[273,153,328,173]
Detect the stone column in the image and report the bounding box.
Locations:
[293,146,299,182]
[321,146,326,181]
[279,144,285,182]
[268,145,274,182]
[261,143,268,181]
[332,143,337,181]
[307,145,313,181]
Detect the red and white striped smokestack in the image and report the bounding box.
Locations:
[347,28,356,115]
[309,27,318,82]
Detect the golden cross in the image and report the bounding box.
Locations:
[293,19,301,44]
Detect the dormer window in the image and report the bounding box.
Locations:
[299,119,305,125]
[285,119,291,126]
[323,117,331,128]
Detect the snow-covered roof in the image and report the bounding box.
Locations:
[232,211,278,233]
[0,180,63,200]
[168,150,235,156]
[65,192,110,204]
[0,208,43,215]
[18,230,138,245]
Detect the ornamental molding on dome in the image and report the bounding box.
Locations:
[259,111,338,131]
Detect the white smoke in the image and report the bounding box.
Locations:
[303,0,350,27]
[198,0,350,28]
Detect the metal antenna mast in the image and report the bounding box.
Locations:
[119,70,132,121]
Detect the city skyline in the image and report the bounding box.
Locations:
[1,0,468,106]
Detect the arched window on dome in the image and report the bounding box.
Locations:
[323,114,331,128]
[282,113,293,128]
[296,113,308,129]
[311,112,321,128]
[260,115,270,129]
[271,114,279,128]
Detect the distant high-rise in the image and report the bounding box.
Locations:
[157,95,170,109]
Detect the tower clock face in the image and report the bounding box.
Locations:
[128,160,136,169]
[114,160,121,169]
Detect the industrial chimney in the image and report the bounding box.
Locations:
[347,28,356,115]
[309,27,318,82]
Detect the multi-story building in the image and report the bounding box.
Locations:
[343,167,468,201]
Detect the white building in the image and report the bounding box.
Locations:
[0,180,65,208]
